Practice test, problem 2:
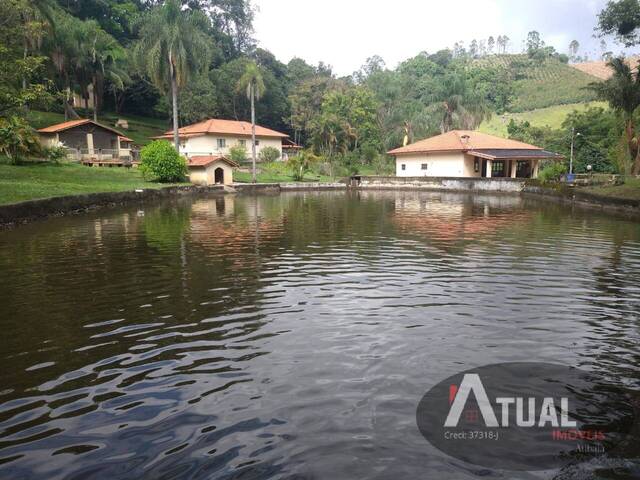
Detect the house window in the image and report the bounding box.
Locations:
[474,158,480,172]
[180,141,186,149]
[217,138,226,149]
[401,164,406,171]
[254,140,260,146]
[421,163,428,170]
[239,139,246,147]
[491,160,506,177]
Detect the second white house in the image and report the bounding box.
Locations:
[388,130,563,179]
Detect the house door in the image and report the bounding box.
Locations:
[214,167,224,184]
[481,160,487,177]
[516,161,532,178]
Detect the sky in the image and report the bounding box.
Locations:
[252,0,633,76]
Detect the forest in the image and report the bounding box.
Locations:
[1,0,640,177]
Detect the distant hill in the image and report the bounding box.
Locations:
[570,56,640,80]
[474,54,600,113]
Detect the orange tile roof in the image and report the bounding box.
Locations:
[188,155,239,168]
[37,119,128,139]
[158,118,289,139]
[388,130,544,155]
[119,135,133,143]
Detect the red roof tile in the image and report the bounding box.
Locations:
[157,118,288,139]
[388,130,545,155]
[188,155,239,168]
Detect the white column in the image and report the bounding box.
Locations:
[510,160,517,178]
[533,160,540,179]
[86,133,94,155]
[486,160,492,178]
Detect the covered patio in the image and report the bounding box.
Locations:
[468,149,563,179]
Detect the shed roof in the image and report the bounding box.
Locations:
[37,119,127,138]
[388,130,548,155]
[188,155,239,168]
[155,118,289,140]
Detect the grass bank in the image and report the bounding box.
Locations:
[0,162,184,205]
[582,178,640,201]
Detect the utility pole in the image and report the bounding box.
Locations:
[569,127,580,174]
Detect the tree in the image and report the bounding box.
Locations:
[429,74,491,133]
[589,57,640,174]
[140,140,187,182]
[469,39,478,58]
[236,60,265,183]
[569,40,580,62]
[487,36,495,54]
[287,149,319,181]
[0,117,42,164]
[526,31,543,56]
[597,0,640,46]
[134,0,211,150]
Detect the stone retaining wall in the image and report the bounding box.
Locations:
[355,176,526,193]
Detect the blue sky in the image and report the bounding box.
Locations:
[253,0,636,75]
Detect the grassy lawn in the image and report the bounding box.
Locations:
[26,110,168,146]
[582,177,640,201]
[0,161,183,205]
[479,102,608,137]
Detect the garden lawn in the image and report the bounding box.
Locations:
[0,162,184,205]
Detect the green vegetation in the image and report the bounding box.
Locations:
[236,60,266,182]
[233,161,332,183]
[475,55,599,112]
[479,102,608,136]
[0,162,182,205]
[259,146,280,163]
[140,140,187,182]
[538,163,567,183]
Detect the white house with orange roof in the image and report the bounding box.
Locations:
[153,118,290,161]
[388,130,563,179]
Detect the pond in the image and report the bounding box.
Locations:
[0,191,639,479]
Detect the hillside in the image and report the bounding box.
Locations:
[26,110,167,146]
[570,56,640,80]
[479,101,608,137]
[475,54,600,112]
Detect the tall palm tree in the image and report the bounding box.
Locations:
[589,57,640,174]
[427,74,491,133]
[134,0,210,150]
[237,61,266,183]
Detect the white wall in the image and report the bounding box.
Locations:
[395,152,467,177]
[180,134,282,160]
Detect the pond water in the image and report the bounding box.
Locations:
[0,191,640,479]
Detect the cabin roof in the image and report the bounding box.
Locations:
[38,119,127,138]
[188,155,239,168]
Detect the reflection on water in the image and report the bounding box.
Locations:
[0,191,639,479]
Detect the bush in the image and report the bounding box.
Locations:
[0,116,42,164]
[229,145,247,164]
[259,146,280,163]
[538,162,567,183]
[287,150,320,181]
[44,146,68,163]
[140,140,187,182]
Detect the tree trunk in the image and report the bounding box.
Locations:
[251,83,257,184]
[92,76,98,122]
[169,52,180,152]
[84,95,89,117]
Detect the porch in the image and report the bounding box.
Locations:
[469,148,563,179]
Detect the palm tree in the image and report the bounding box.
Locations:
[589,57,640,174]
[237,61,266,183]
[134,0,210,150]
[428,74,491,133]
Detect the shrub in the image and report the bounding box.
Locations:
[229,145,247,164]
[287,150,320,181]
[44,145,68,163]
[140,140,187,182]
[538,162,567,183]
[259,146,280,163]
[0,116,42,164]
